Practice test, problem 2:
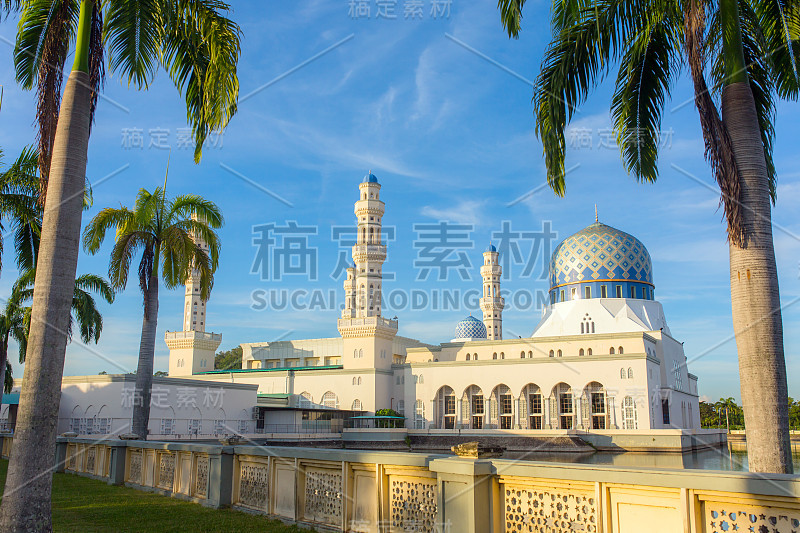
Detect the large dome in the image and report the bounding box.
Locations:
[549,221,654,302]
[453,316,487,340]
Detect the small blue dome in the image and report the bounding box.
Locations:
[454,316,487,340]
[486,243,497,252]
[362,172,379,183]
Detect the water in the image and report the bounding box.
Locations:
[498,446,800,472]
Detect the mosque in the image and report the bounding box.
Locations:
[165,172,700,433]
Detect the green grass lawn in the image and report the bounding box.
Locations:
[0,459,312,532]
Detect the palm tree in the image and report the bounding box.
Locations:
[0,146,41,272]
[1,2,240,528]
[83,186,221,439]
[0,287,28,399]
[498,0,797,474]
[12,268,115,356]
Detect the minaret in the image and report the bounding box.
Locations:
[338,172,397,378]
[183,217,209,331]
[166,215,221,376]
[353,171,385,317]
[480,244,505,340]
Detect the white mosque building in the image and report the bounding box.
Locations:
[165,172,701,434]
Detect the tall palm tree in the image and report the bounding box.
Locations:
[83,186,221,439]
[498,0,798,474]
[1,2,240,528]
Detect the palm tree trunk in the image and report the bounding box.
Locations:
[131,274,159,438]
[720,0,792,474]
[0,4,94,529]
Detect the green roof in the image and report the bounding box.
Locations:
[198,365,343,375]
[257,393,290,398]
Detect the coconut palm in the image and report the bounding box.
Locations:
[498,0,798,473]
[83,186,221,439]
[1,1,240,528]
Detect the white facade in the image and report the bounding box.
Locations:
[164,172,701,433]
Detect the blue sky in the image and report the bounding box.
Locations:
[0,1,797,402]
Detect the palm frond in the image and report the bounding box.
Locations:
[167,194,224,228]
[497,0,527,38]
[611,12,682,182]
[108,230,152,290]
[159,0,241,162]
[82,206,135,254]
[534,0,657,194]
[104,0,162,88]
[74,273,115,304]
[755,0,800,99]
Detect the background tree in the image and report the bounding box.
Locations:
[0,287,28,397]
[215,345,243,370]
[1,1,240,529]
[83,186,222,439]
[498,0,798,474]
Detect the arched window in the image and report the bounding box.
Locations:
[591,322,595,333]
[414,400,425,429]
[520,351,525,358]
[549,350,554,357]
[299,392,313,409]
[466,354,471,361]
[581,323,584,334]
[352,399,362,411]
[500,352,505,359]
[623,396,638,429]
[354,349,358,358]
[557,349,562,357]
[321,391,339,409]
[419,375,424,384]
[610,347,615,355]
[359,348,363,358]
[579,348,584,356]
[587,348,592,356]
[493,352,498,359]
[619,346,624,354]
[627,368,633,379]
[528,351,533,358]
[620,368,626,379]
[474,354,478,360]
[352,377,357,385]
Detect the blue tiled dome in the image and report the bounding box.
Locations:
[486,243,497,252]
[362,172,379,183]
[548,220,654,302]
[454,316,487,340]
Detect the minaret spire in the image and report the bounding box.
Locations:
[595,204,598,223]
[480,244,505,340]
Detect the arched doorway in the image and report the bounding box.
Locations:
[581,382,608,429]
[491,384,513,429]
[462,385,484,429]
[520,384,543,430]
[550,383,574,429]
[434,386,456,429]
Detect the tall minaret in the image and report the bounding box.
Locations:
[338,172,397,381]
[480,244,505,340]
[166,215,221,377]
[183,217,209,331]
[352,172,386,317]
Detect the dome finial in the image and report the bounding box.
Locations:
[594,204,598,223]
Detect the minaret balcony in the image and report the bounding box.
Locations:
[351,244,387,260]
[480,297,505,307]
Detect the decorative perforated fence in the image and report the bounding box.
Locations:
[49,437,800,533]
